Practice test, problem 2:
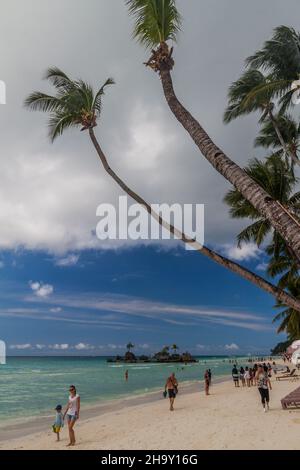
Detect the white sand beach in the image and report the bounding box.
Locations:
[1,372,300,450]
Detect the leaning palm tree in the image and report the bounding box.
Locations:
[24,67,300,312]
[223,70,299,167]
[225,155,300,272]
[126,1,300,261]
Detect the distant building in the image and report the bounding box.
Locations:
[0,341,6,365]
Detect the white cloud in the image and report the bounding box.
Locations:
[36,344,46,350]
[256,262,268,272]
[29,281,54,298]
[50,307,62,313]
[50,344,69,350]
[138,343,150,350]
[107,344,126,350]
[222,243,262,261]
[10,343,32,350]
[74,343,94,351]
[225,343,240,351]
[23,291,272,332]
[55,254,80,267]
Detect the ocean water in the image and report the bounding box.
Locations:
[0,356,254,425]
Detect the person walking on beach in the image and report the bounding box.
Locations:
[204,370,210,395]
[232,365,239,387]
[256,365,272,412]
[125,370,129,382]
[63,385,80,447]
[165,373,178,411]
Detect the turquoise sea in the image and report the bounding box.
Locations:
[0,356,261,426]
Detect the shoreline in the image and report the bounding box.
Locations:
[2,370,300,450]
[0,375,229,443]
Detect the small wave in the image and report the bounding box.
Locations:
[131,367,151,370]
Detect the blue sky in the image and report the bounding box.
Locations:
[0,0,297,355]
[0,245,284,356]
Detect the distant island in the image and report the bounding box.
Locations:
[107,343,198,364]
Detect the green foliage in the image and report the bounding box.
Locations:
[271,340,292,355]
[274,279,300,338]
[126,0,181,48]
[25,67,114,141]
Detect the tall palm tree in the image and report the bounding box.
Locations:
[273,279,300,339]
[246,26,300,114]
[223,70,299,167]
[224,155,300,272]
[24,67,300,312]
[171,344,178,355]
[126,1,300,261]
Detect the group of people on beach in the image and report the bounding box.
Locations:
[164,361,274,414]
[232,363,272,412]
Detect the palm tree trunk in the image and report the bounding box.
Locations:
[158,67,300,263]
[88,128,300,312]
[268,109,300,168]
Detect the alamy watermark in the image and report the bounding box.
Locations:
[0,341,6,365]
[96,196,204,250]
[0,80,6,104]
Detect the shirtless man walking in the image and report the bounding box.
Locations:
[165,373,178,411]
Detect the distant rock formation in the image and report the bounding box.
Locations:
[107,345,197,363]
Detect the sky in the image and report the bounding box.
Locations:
[0,0,299,356]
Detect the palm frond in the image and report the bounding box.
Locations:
[44,67,74,91]
[24,92,63,113]
[237,220,270,247]
[246,26,300,80]
[126,0,181,48]
[48,112,78,142]
[93,78,115,113]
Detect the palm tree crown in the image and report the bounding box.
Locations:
[126,0,181,48]
[224,70,274,124]
[246,26,300,113]
[24,67,114,141]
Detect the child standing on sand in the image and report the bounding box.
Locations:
[52,404,64,441]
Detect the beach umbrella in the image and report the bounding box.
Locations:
[291,349,300,365]
[291,340,300,350]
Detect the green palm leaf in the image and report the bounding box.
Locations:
[126,0,181,48]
